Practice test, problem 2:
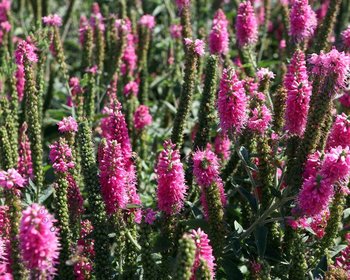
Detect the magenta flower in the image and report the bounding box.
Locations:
[156,140,187,215]
[309,48,350,94]
[257,68,275,81]
[235,1,258,47]
[18,123,33,183]
[15,40,38,64]
[298,175,334,216]
[100,102,133,161]
[144,209,157,225]
[139,14,156,29]
[217,68,248,134]
[79,15,88,45]
[193,147,220,187]
[320,146,350,184]
[0,237,11,279]
[170,24,182,39]
[134,105,152,130]
[200,178,227,220]
[0,206,9,237]
[20,204,60,278]
[121,20,137,75]
[123,81,139,97]
[289,0,317,42]
[247,105,272,134]
[175,0,190,10]
[341,26,350,50]
[214,132,231,160]
[326,113,350,149]
[57,116,78,133]
[284,50,312,136]
[42,14,62,27]
[98,140,128,214]
[49,141,75,173]
[89,2,104,31]
[69,77,84,95]
[303,151,322,180]
[0,169,25,190]
[184,38,205,56]
[209,9,229,55]
[339,93,350,107]
[190,228,216,279]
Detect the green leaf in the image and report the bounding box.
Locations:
[234,221,244,234]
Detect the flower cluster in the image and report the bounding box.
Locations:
[184,38,205,56]
[235,1,258,47]
[0,169,25,190]
[190,228,216,279]
[57,116,78,134]
[49,140,75,173]
[134,105,152,130]
[209,9,229,55]
[284,50,312,136]
[156,140,187,215]
[217,68,247,134]
[289,0,317,42]
[19,204,60,278]
[42,14,62,27]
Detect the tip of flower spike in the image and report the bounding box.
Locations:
[139,14,156,29]
[193,147,220,187]
[57,116,78,133]
[42,14,62,27]
[184,38,205,56]
[134,105,152,130]
[257,68,275,81]
[15,40,38,64]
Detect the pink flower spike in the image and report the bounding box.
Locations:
[139,14,156,29]
[235,1,258,47]
[214,132,231,160]
[98,140,128,214]
[57,116,78,133]
[42,14,62,27]
[193,147,220,187]
[123,81,139,97]
[247,105,272,134]
[320,146,350,184]
[49,140,75,173]
[298,175,334,216]
[156,140,187,215]
[284,50,312,136]
[15,40,38,64]
[289,0,317,42]
[0,169,25,190]
[209,9,229,55]
[190,228,216,279]
[326,113,350,149]
[217,68,248,134]
[134,105,152,130]
[309,48,350,94]
[19,204,60,277]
